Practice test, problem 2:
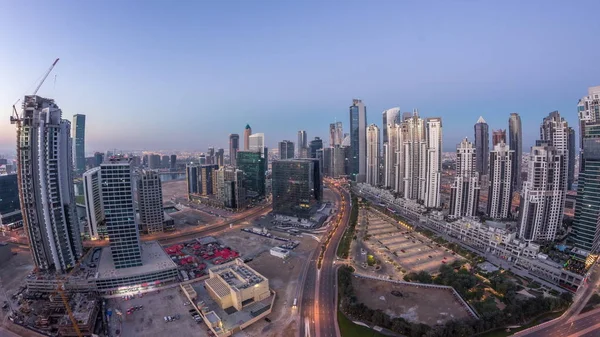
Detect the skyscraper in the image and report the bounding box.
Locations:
[321,147,332,177]
[83,167,106,240]
[94,152,104,167]
[216,166,246,210]
[474,116,489,175]
[244,124,252,151]
[349,99,367,182]
[366,124,380,186]
[309,137,323,158]
[207,147,215,165]
[567,127,575,190]
[148,154,161,169]
[200,164,219,196]
[216,148,225,167]
[72,114,86,174]
[161,155,170,168]
[137,170,164,234]
[100,157,142,268]
[186,164,199,196]
[278,140,295,160]
[170,154,177,171]
[382,108,400,189]
[249,133,265,153]
[487,141,515,219]
[449,138,480,218]
[572,129,600,252]
[0,174,22,227]
[509,113,523,190]
[425,117,442,208]
[492,129,506,146]
[229,134,240,166]
[402,111,427,200]
[236,151,266,198]
[272,159,321,218]
[332,145,346,178]
[297,130,307,157]
[518,142,566,242]
[329,123,337,147]
[577,86,600,154]
[335,122,343,146]
[15,95,82,272]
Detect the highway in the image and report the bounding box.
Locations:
[298,181,350,337]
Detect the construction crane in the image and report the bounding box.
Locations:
[10,58,59,124]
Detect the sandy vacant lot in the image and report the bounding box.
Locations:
[352,276,471,326]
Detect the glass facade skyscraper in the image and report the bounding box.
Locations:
[236,151,266,197]
[272,159,319,218]
[349,99,367,182]
[474,116,489,175]
[72,114,86,174]
[509,113,523,190]
[0,174,21,226]
[101,158,142,269]
[572,134,600,252]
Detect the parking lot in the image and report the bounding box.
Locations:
[106,286,210,337]
[365,210,462,273]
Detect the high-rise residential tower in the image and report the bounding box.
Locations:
[518,142,566,242]
[474,116,489,176]
[229,134,239,166]
[402,111,427,201]
[487,141,514,219]
[15,96,83,272]
[492,129,506,146]
[244,124,252,151]
[278,140,295,160]
[424,117,442,208]
[72,114,86,174]
[329,123,337,147]
[349,99,367,182]
[366,124,380,186]
[100,157,142,268]
[216,148,225,167]
[137,170,164,234]
[170,154,177,171]
[83,167,106,240]
[449,138,480,218]
[382,107,400,189]
[509,113,523,190]
[335,122,343,146]
[297,130,307,157]
[567,127,575,190]
[186,164,199,195]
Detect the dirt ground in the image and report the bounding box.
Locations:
[168,208,220,227]
[217,228,318,337]
[366,210,461,273]
[161,179,188,201]
[352,276,471,326]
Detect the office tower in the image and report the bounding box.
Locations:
[366,124,380,186]
[206,147,215,165]
[449,138,480,218]
[309,137,323,158]
[402,111,427,200]
[216,148,225,167]
[278,140,295,160]
[142,154,148,167]
[131,155,141,168]
[14,95,83,272]
[249,133,265,153]
[393,121,406,193]
[0,174,22,227]
[572,131,600,252]
[82,167,106,240]
[567,127,575,190]
[244,124,252,151]
[509,113,523,190]
[199,154,206,165]
[332,145,346,178]
[161,155,170,168]
[72,114,86,174]
[425,117,442,208]
[236,151,266,197]
[577,86,600,151]
[186,164,199,195]
[106,150,114,158]
[149,154,161,169]
[487,142,515,219]
[229,134,240,166]
[199,164,219,195]
[297,130,307,157]
[474,116,489,175]
[100,157,142,268]
[329,123,337,146]
[321,147,332,177]
[492,129,506,146]
[349,99,367,182]
[93,153,103,167]
[518,142,566,242]
[170,154,177,171]
[382,108,401,189]
[335,122,343,146]
[272,159,321,218]
[216,166,246,210]
[137,170,164,234]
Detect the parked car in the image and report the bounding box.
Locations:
[264,317,271,323]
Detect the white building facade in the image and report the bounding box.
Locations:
[366,124,380,186]
[449,138,479,218]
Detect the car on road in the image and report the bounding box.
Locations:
[264,317,271,323]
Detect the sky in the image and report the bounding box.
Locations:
[1,0,599,155]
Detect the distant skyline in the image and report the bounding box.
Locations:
[1,1,600,154]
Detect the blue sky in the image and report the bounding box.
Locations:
[1,0,599,154]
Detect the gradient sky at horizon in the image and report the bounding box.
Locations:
[1,0,599,155]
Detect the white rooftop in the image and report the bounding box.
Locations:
[96,241,177,280]
[477,116,486,124]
